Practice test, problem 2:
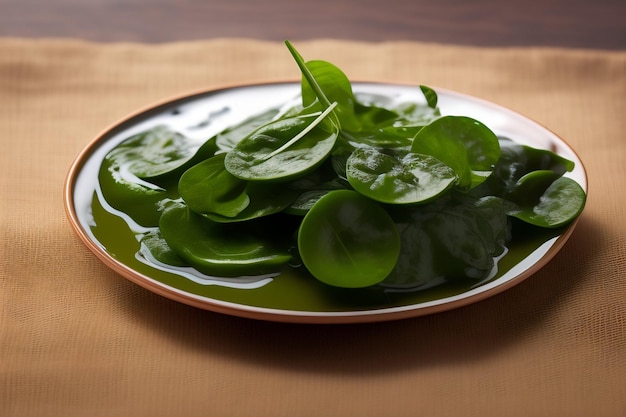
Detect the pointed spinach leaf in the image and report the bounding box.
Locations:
[502,176,586,228]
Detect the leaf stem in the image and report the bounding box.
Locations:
[284,40,340,127]
[262,101,338,161]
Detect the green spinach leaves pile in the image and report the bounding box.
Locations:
[99,41,586,290]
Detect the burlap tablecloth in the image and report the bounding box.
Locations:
[1,38,625,417]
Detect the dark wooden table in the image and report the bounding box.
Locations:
[1,0,624,49]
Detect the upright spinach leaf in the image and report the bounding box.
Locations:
[300,60,360,131]
[285,41,341,128]
[419,85,438,109]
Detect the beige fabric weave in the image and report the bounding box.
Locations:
[1,38,625,417]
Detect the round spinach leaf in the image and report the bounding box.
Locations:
[411,116,500,189]
[346,147,457,204]
[298,190,400,288]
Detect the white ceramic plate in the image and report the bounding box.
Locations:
[64,82,587,323]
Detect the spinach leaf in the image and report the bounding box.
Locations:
[283,162,349,215]
[346,147,457,204]
[470,140,585,228]
[338,96,440,151]
[284,178,349,215]
[390,101,440,131]
[201,180,300,223]
[473,139,575,197]
[285,41,339,126]
[299,59,360,131]
[98,152,176,227]
[178,154,250,218]
[411,116,501,189]
[112,125,217,180]
[383,192,511,289]
[98,125,220,226]
[140,230,188,267]
[224,105,338,182]
[179,154,301,222]
[501,176,587,228]
[353,101,398,129]
[340,128,414,150]
[159,203,293,277]
[420,85,438,109]
[505,169,562,204]
[352,90,439,131]
[215,108,280,152]
[297,190,400,288]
